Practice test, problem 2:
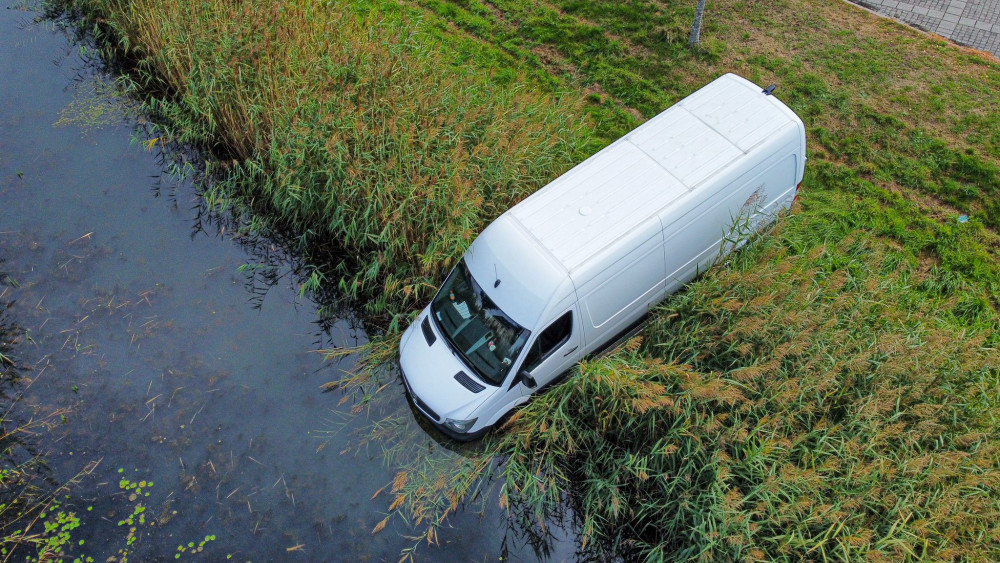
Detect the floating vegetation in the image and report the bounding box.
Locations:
[53,74,131,133]
[2,488,96,563]
[0,347,97,563]
[174,535,216,559]
[111,469,221,562]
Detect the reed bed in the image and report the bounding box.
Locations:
[491,224,1000,560]
[355,217,1000,560]
[58,0,587,321]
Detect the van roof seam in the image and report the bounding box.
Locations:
[621,137,687,188]
[505,214,569,276]
[675,105,749,157]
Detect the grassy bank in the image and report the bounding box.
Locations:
[48,0,1000,559]
[52,0,1000,312]
[343,1,1000,559]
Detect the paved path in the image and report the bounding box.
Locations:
[854,0,1000,59]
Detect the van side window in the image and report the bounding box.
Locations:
[522,312,573,372]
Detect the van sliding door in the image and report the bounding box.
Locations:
[577,218,666,351]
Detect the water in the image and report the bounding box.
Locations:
[0,5,573,561]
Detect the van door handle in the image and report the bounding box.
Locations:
[562,346,578,357]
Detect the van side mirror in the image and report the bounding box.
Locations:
[519,370,537,389]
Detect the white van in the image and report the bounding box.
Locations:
[399,73,806,440]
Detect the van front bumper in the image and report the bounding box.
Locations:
[400,370,488,442]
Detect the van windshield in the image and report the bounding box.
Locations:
[431,260,529,386]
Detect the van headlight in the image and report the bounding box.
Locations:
[442,418,478,433]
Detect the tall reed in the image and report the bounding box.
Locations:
[59,0,587,321]
[491,224,1000,560]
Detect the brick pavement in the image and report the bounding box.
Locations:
[853,0,1000,59]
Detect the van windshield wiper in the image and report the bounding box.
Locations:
[429,260,528,386]
[430,308,494,385]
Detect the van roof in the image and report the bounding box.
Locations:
[507,73,801,273]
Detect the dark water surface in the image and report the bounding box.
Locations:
[0,5,571,561]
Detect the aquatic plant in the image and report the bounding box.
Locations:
[52,74,130,133]
[1,258,221,561]
[0,282,94,562]
[0,424,95,563]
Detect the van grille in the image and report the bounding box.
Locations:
[453,371,485,393]
[421,317,436,346]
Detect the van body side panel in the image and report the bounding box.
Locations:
[660,139,800,292]
[574,218,665,351]
[471,369,528,428]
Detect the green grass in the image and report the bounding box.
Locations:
[46,0,1000,559]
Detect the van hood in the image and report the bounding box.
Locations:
[399,309,497,421]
